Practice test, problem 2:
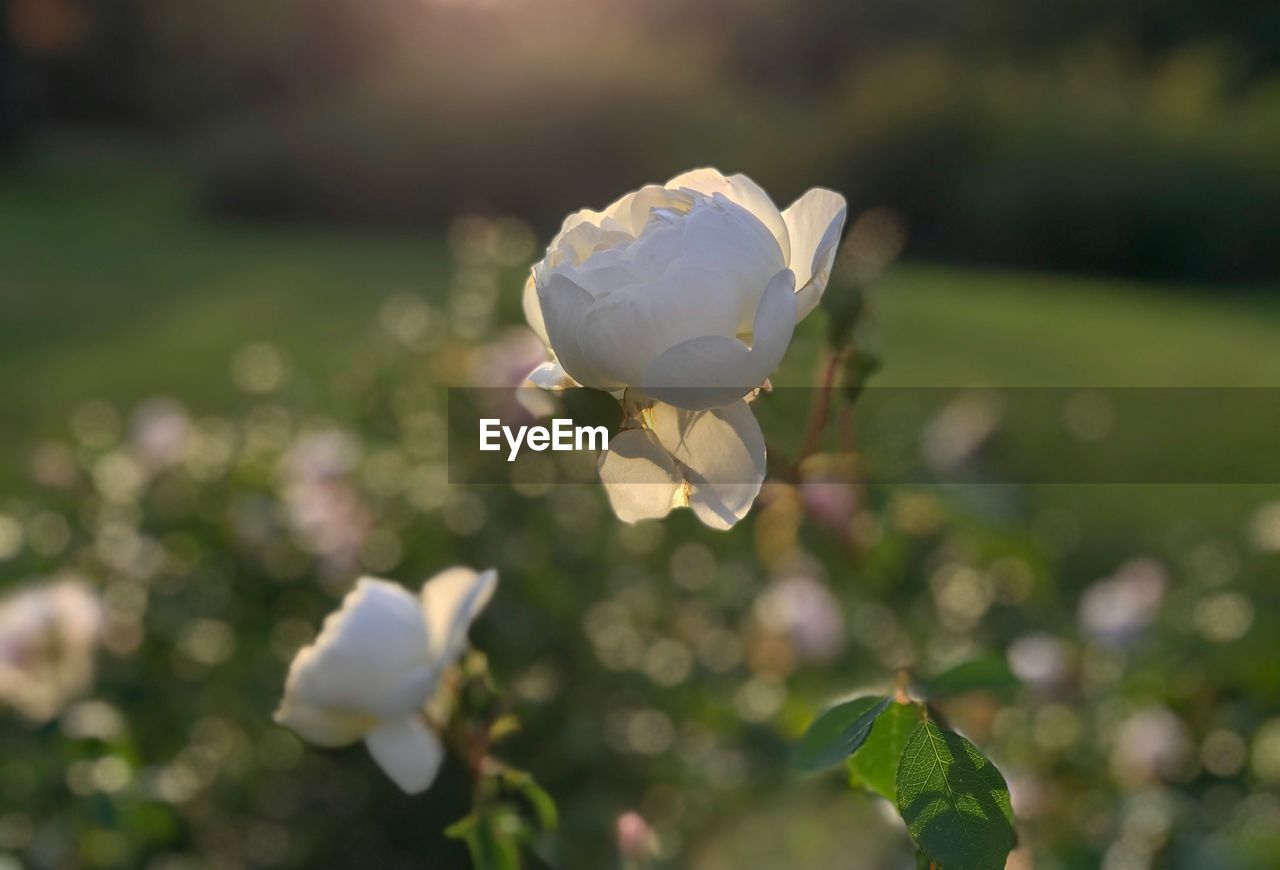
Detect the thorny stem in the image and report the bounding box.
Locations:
[465,723,491,782]
[799,349,844,461]
[420,709,488,784]
[420,667,497,786]
[838,403,858,455]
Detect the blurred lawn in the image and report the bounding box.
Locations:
[0,144,452,463]
[3,144,1279,540]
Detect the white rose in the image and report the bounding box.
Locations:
[274,567,497,794]
[525,168,846,410]
[522,170,846,529]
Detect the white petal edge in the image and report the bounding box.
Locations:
[650,401,766,530]
[526,360,578,392]
[522,274,549,346]
[537,272,620,390]
[783,188,847,321]
[420,567,498,667]
[286,578,434,720]
[364,715,445,794]
[598,428,681,523]
[640,269,797,411]
[273,698,371,748]
[666,168,791,263]
[578,260,747,389]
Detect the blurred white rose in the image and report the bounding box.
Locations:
[0,578,103,723]
[1007,633,1071,690]
[920,390,1003,473]
[1110,707,1191,786]
[524,168,846,410]
[753,575,846,663]
[1078,558,1167,647]
[278,431,372,574]
[130,398,191,472]
[275,567,496,794]
[469,327,557,421]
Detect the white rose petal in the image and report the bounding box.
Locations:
[650,400,766,530]
[571,197,784,392]
[365,714,446,795]
[285,578,434,722]
[598,428,682,523]
[273,698,372,748]
[667,168,792,262]
[641,269,797,411]
[420,567,498,669]
[783,188,848,321]
[537,272,614,390]
[598,400,766,530]
[525,360,576,392]
[522,274,549,347]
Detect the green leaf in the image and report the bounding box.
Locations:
[896,720,1016,870]
[922,654,1020,699]
[793,696,890,772]
[847,700,924,800]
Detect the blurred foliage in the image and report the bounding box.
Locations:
[1,189,1280,867]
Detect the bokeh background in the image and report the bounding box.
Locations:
[2,0,1280,867]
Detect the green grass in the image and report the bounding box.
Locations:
[3,145,1279,539]
[874,265,1280,387]
[0,145,453,461]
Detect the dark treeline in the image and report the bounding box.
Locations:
[5,0,1279,283]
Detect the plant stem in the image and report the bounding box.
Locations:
[893,669,912,705]
[799,349,844,460]
[838,403,857,454]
